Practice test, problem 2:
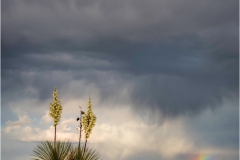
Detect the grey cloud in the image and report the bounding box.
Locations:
[187,102,239,150]
[2,0,238,117]
[2,0,238,47]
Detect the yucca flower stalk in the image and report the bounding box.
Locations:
[49,86,63,147]
[82,97,96,157]
[77,106,85,150]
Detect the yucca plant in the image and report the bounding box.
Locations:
[32,140,101,160]
[82,98,97,157]
[31,140,73,160]
[49,87,63,147]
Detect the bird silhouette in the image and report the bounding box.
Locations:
[76,117,80,121]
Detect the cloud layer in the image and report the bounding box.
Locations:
[2,0,238,117]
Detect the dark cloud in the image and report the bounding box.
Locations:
[2,0,238,117]
[2,0,238,48]
[188,103,239,150]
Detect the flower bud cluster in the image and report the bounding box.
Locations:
[49,87,62,126]
[82,97,96,139]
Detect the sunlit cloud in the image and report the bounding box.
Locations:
[3,99,238,160]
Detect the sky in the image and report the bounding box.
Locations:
[1,0,239,160]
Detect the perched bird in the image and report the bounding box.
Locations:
[76,111,85,121]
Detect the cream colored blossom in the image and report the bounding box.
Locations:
[82,97,96,139]
[49,87,62,126]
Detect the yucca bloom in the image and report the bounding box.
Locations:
[49,87,63,146]
[82,98,96,157]
[82,98,96,139]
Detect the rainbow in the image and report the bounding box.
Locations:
[189,154,215,160]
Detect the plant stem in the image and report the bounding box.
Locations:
[54,125,56,149]
[78,106,83,150]
[82,139,88,158]
[78,123,82,149]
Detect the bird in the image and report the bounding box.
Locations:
[76,117,80,121]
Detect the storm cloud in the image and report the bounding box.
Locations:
[2,0,238,117]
